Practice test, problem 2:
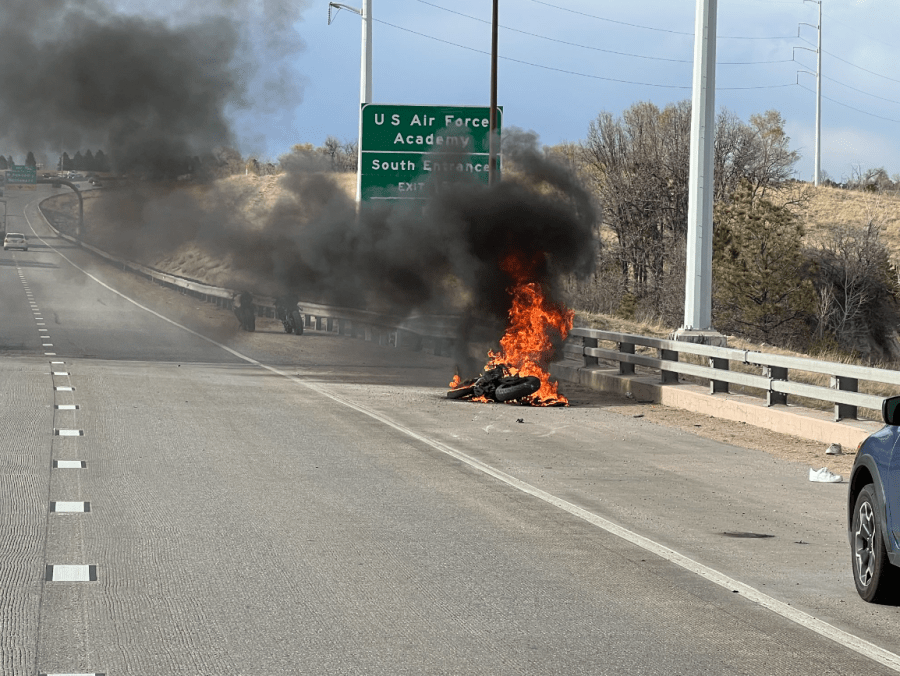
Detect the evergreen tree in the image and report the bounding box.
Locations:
[94,149,110,172]
[7,156,14,167]
[61,152,72,170]
[0,156,7,170]
[84,149,95,171]
[713,180,816,348]
[25,151,36,167]
[73,151,84,171]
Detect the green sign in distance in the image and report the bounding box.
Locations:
[360,104,502,201]
[6,165,36,184]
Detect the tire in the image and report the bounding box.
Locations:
[446,385,476,400]
[852,484,900,603]
[291,311,304,335]
[495,376,541,402]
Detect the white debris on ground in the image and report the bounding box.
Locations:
[809,467,843,483]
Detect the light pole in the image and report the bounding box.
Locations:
[676,0,725,346]
[488,0,499,187]
[328,1,373,201]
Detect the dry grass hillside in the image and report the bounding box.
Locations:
[784,183,900,257]
[41,174,900,311]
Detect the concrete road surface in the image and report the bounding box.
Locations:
[1,186,899,675]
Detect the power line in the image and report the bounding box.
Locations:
[414,0,792,65]
[793,54,900,106]
[798,83,900,124]
[524,0,798,39]
[821,9,900,53]
[822,49,900,86]
[374,18,796,91]
[823,74,900,107]
[414,0,691,63]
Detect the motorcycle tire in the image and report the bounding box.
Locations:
[446,385,476,400]
[495,376,541,402]
[291,311,304,335]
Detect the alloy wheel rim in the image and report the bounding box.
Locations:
[855,501,876,587]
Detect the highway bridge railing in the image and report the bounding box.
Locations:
[39,199,461,356]
[562,328,900,423]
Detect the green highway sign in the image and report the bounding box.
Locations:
[360,104,501,201]
[362,151,496,200]
[6,165,36,184]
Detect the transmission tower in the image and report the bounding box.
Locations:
[795,0,822,186]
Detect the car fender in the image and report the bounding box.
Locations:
[849,452,898,565]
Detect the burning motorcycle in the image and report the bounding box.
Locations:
[275,296,304,336]
[447,365,542,403]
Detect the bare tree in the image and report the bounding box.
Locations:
[580,101,799,321]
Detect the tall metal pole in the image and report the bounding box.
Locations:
[681,0,718,335]
[814,0,822,186]
[488,0,499,187]
[356,0,373,202]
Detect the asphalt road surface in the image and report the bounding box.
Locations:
[2,186,899,675]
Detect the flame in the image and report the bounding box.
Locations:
[448,252,572,406]
[485,280,572,405]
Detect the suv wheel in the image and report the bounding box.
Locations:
[852,484,900,603]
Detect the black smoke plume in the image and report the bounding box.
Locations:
[0,0,308,174]
[199,129,598,372]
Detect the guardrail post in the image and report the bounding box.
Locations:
[831,375,859,421]
[326,317,334,332]
[764,366,788,406]
[315,316,325,331]
[583,336,598,367]
[710,357,729,394]
[618,341,635,375]
[659,348,679,384]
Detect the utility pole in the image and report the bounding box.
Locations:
[488,0,499,187]
[328,1,373,202]
[796,1,821,186]
[676,0,724,345]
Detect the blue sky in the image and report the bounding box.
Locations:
[252,0,900,184]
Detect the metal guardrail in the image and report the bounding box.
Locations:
[43,195,898,419]
[40,200,460,355]
[566,328,900,422]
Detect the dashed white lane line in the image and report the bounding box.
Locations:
[53,461,86,469]
[44,353,56,356]
[55,405,79,410]
[53,386,72,391]
[50,501,91,513]
[27,213,900,675]
[52,371,70,376]
[54,430,84,437]
[45,565,97,582]
[39,672,105,676]
[43,343,54,347]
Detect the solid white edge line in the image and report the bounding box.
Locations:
[24,198,900,674]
